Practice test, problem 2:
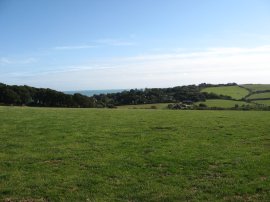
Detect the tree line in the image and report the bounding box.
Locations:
[0,83,96,108]
[0,82,233,108]
[93,85,232,107]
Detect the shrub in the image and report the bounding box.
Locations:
[199,103,207,108]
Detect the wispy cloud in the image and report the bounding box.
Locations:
[118,45,270,62]
[95,38,136,46]
[53,45,97,50]
[3,45,270,90]
[0,57,11,64]
[53,38,136,51]
[0,57,37,65]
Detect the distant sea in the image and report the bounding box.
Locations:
[64,89,127,97]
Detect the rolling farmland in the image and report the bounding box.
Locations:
[241,84,270,92]
[253,100,270,106]
[246,92,270,100]
[201,86,249,100]
[195,99,252,108]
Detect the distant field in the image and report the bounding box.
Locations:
[253,100,270,106]
[0,107,269,201]
[196,99,251,108]
[246,92,270,100]
[118,100,253,109]
[117,103,170,109]
[201,86,249,100]
[242,84,270,92]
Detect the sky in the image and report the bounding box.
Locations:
[0,0,270,90]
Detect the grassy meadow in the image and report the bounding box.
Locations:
[242,84,270,92]
[0,107,270,201]
[195,99,252,108]
[201,86,249,100]
[117,103,170,109]
[117,99,253,110]
[253,100,270,106]
[246,92,270,100]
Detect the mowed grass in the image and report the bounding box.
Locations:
[242,84,270,92]
[246,92,270,100]
[201,86,249,100]
[253,100,270,106]
[0,107,270,201]
[117,103,170,109]
[196,99,252,108]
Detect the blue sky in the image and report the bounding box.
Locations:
[1,0,270,90]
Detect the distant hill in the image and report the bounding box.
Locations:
[0,82,220,108]
[199,84,270,107]
[1,82,270,109]
[241,84,270,92]
[117,84,270,109]
[201,85,249,100]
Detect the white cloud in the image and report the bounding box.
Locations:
[2,45,270,90]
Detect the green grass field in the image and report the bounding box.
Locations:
[201,86,249,100]
[0,107,270,201]
[117,99,253,110]
[246,92,270,100]
[253,100,270,106]
[242,84,270,92]
[195,99,252,108]
[117,103,170,109]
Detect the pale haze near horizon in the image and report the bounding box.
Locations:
[0,0,270,91]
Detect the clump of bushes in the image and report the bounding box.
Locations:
[168,103,194,110]
[150,106,157,109]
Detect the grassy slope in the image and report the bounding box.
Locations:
[196,99,252,108]
[117,103,170,109]
[253,100,270,106]
[0,107,269,201]
[246,92,270,100]
[201,86,249,100]
[118,100,255,109]
[242,84,270,92]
